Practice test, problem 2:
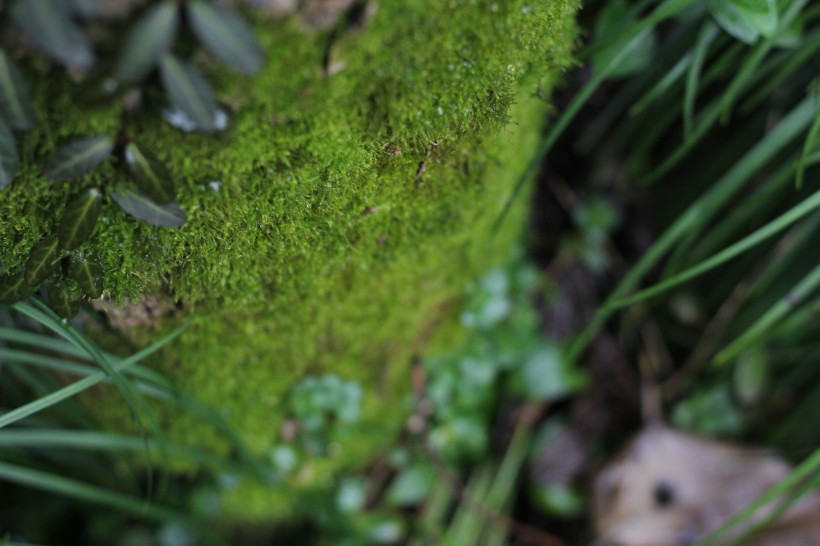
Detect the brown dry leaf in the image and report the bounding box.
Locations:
[592,425,820,546]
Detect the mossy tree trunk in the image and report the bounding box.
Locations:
[0,0,577,520]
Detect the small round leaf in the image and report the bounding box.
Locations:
[110,183,187,228]
[24,235,62,285]
[125,142,175,204]
[0,273,34,304]
[58,188,102,249]
[115,1,180,83]
[69,254,104,299]
[47,281,81,320]
[187,0,264,74]
[10,0,95,69]
[43,135,114,182]
[159,54,219,132]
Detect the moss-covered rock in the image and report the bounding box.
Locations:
[1,0,577,520]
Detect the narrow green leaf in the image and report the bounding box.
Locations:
[707,0,760,44]
[0,49,34,131]
[187,0,264,74]
[43,136,113,182]
[684,23,718,139]
[46,281,81,320]
[110,184,186,228]
[0,317,188,428]
[731,0,778,37]
[0,460,195,527]
[0,118,17,189]
[0,273,34,304]
[115,1,179,83]
[159,54,218,132]
[58,188,101,249]
[68,254,103,299]
[9,0,94,69]
[24,235,61,285]
[125,142,175,203]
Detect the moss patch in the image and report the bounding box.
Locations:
[1,0,577,521]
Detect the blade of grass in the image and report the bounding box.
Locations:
[0,429,245,472]
[683,22,718,139]
[567,95,816,362]
[608,190,820,309]
[0,460,206,536]
[715,260,820,365]
[0,323,187,429]
[695,446,820,546]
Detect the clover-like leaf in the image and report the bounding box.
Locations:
[47,280,81,320]
[0,48,35,131]
[43,135,114,182]
[25,235,62,285]
[0,118,18,189]
[69,253,103,299]
[0,273,34,304]
[58,188,102,249]
[116,1,179,83]
[707,0,777,43]
[187,0,264,75]
[159,54,219,132]
[731,0,777,37]
[10,0,95,69]
[110,183,187,228]
[125,142,175,203]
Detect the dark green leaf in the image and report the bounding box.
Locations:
[125,142,175,203]
[115,1,179,83]
[0,273,34,304]
[110,184,186,228]
[159,54,218,132]
[0,118,17,189]
[10,0,94,69]
[707,0,760,44]
[592,0,657,78]
[187,0,264,74]
[69,254,104,299]
[25,235,62,285]
[0,48,35,131]
[58,188,101,249]
[46,281,81,320]
[43,136,113,182]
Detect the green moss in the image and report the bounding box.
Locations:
[1,0,577,521]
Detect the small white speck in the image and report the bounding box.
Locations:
[437,107,444,115]
[522,5,532,14]
[209,181,222,192]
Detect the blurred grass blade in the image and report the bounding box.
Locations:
[0,316,187,429]
[0,460,195,526]
[609,189,820,309]
[684,22,717,138]
[696,447,820,546]
[567,96,815,362]
[795,101,820,190]
[715,260,820,365]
